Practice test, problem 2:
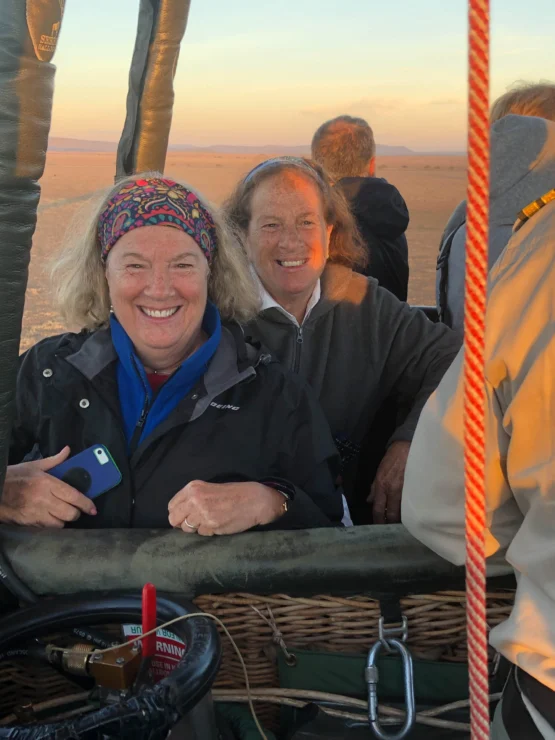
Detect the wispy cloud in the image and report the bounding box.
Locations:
[300,97,404,117]
[496,47,543,57]
[427,98,463,106]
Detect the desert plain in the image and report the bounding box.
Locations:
[22,151,467,351]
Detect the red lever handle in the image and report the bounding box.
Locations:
[141,583,157,657]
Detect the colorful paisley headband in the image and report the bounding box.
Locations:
[97,177,217,264]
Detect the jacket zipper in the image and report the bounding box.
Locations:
[128,355,185,457]
[127,356,152,520]
[293,326,303,373]
[128,400,150,457]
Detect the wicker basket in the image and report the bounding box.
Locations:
[195,590,514,693]
[0,590,514,729]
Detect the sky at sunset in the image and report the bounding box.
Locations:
[50,0,554,152]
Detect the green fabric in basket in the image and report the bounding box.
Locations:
[278,648,472,703]
[216,703,277,740]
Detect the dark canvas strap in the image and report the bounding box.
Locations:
[436,224,463,325]
[502,667,555,738]
[116,0,192,179]
[519,667,555,729]
[0,0,60,496]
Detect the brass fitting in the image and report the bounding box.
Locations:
[87,643,142,691]
[61,642,94,677]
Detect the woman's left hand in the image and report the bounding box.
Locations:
[168,480,286,536]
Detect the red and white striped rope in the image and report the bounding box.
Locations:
[464,1,491,738]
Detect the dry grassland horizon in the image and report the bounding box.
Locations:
[21,151,467,351]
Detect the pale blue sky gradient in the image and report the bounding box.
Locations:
[50,0,554,151]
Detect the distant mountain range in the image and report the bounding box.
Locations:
[169,143,417,156]
[47,137,421,156]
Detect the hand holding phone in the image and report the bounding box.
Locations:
[1,448,97,528]
[49,444,122,500]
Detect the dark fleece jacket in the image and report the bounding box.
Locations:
[336,176,410,301]
[245,264,461,498]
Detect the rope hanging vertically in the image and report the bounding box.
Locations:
[464,1,491,739]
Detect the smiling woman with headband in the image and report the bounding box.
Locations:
[0,173,343,533]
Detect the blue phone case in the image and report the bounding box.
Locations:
[49,445,122,499]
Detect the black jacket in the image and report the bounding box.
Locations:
[336,176,410,301]
[246,264,461,505]
[8,324,342,530]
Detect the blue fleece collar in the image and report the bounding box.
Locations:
[110,303,221,448]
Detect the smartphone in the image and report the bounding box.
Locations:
[49,444,122,499]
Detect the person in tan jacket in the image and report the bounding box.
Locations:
[402,116,555,738]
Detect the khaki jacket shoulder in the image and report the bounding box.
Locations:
[402,202,555,690]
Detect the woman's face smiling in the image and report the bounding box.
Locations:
[246,171,332,319]
[105,225,209,371]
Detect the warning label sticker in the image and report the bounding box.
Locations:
[122,624,186,682]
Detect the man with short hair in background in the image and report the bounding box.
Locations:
[311,115,410,301]
[312,115,412,523]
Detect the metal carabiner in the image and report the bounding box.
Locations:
[365,638,415,740]
[378,615,408,654]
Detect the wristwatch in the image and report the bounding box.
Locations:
[260,477,295,515]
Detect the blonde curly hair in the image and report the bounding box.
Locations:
[51,172,260,330]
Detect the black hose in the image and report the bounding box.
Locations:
[0,542,113,650]
[63,626,113,651]
[0,637,94,691]
[0,638,47,663]
[0,593,222,739]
